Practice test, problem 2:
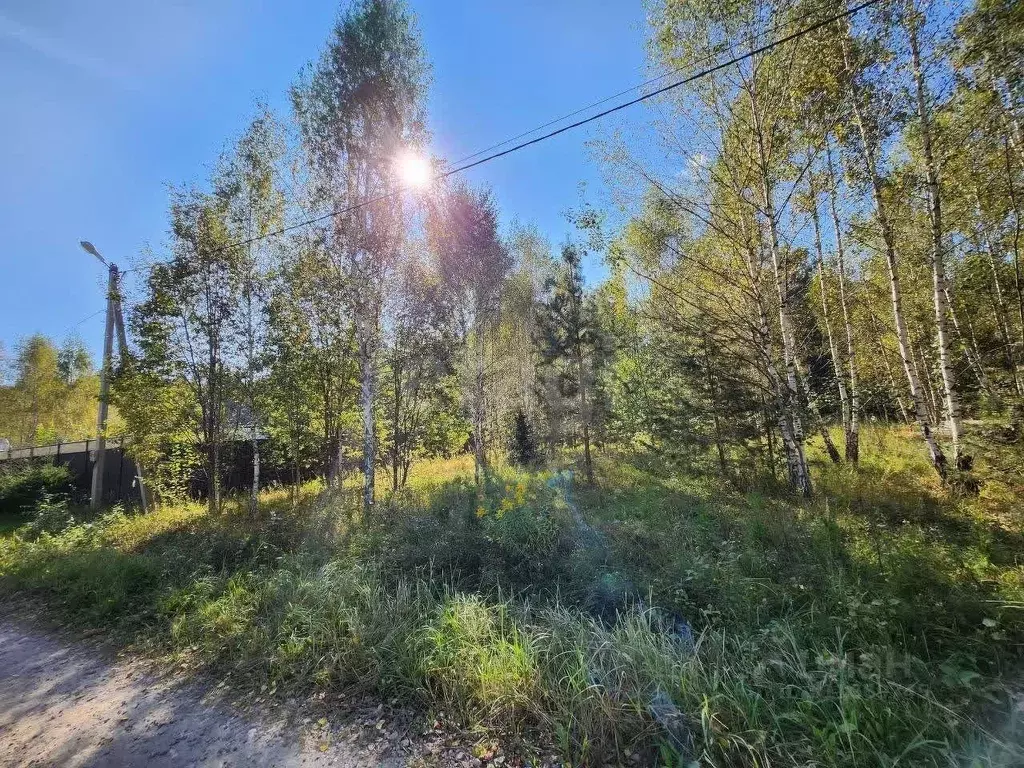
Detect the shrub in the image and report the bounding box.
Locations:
[0,461,75,515]
[20,493,76,538]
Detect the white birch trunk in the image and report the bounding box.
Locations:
[358,318,376,516]
[809,175,848,463]
[473,325,487,489]
[826,144,859,462]
[748,85,810,490]
[742,239,812,497]
[945,285,995,396]
[909,13,967,469]
[844,35,948,476]
[1000,138,1024,368]
[251,437,260,515]
[814,224,848,419]
[974,191,1024,395]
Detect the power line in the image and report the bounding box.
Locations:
[62,308,107,336]
[449,0,882,172]
[448,0,889,168]
[168,0,881,262]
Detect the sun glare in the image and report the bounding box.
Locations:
[395,150,432,190]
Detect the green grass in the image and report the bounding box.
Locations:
[1,432,1023,766]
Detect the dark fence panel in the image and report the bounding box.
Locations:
[0,444,145,507]
[1,439,143,506]
[3,437,331,507]
[186,439,326,501]
[61,445,142,507]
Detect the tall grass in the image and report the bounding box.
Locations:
[1,436,1022,765]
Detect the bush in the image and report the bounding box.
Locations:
[0,462,75,515]
[20,493,76,538]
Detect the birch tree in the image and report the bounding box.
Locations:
[135,188,238,513]
[292,0,428,514]
[906,1,968,469]
[426,182,511,489]
[839,18,949,475]
[221,108,285,514]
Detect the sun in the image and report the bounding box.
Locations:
[395,149,432,190]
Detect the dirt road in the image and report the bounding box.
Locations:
[0,620,405,767]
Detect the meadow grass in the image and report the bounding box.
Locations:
[1,429,1022,766]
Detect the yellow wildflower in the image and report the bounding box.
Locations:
[497,496,514,520]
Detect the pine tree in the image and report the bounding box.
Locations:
[536,242,600,483]
[508,409,540,467]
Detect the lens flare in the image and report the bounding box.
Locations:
[395,150,432,189]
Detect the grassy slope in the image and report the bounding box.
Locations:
[1,427,1023,766]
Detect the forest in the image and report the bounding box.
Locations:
[2,0,1024,765]
[0,336,101,448]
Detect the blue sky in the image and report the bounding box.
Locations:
[0,1,648,364]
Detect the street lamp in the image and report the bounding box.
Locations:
[80,241,117,509]
[79,240,108,266]
[78,241,146,511]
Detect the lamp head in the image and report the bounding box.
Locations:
[79,240,108,266]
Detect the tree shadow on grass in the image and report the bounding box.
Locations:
[1,499,348,644]
[817,456,1024,572]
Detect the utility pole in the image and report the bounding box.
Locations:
[81,240,148,511]
[90,262,117,509]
